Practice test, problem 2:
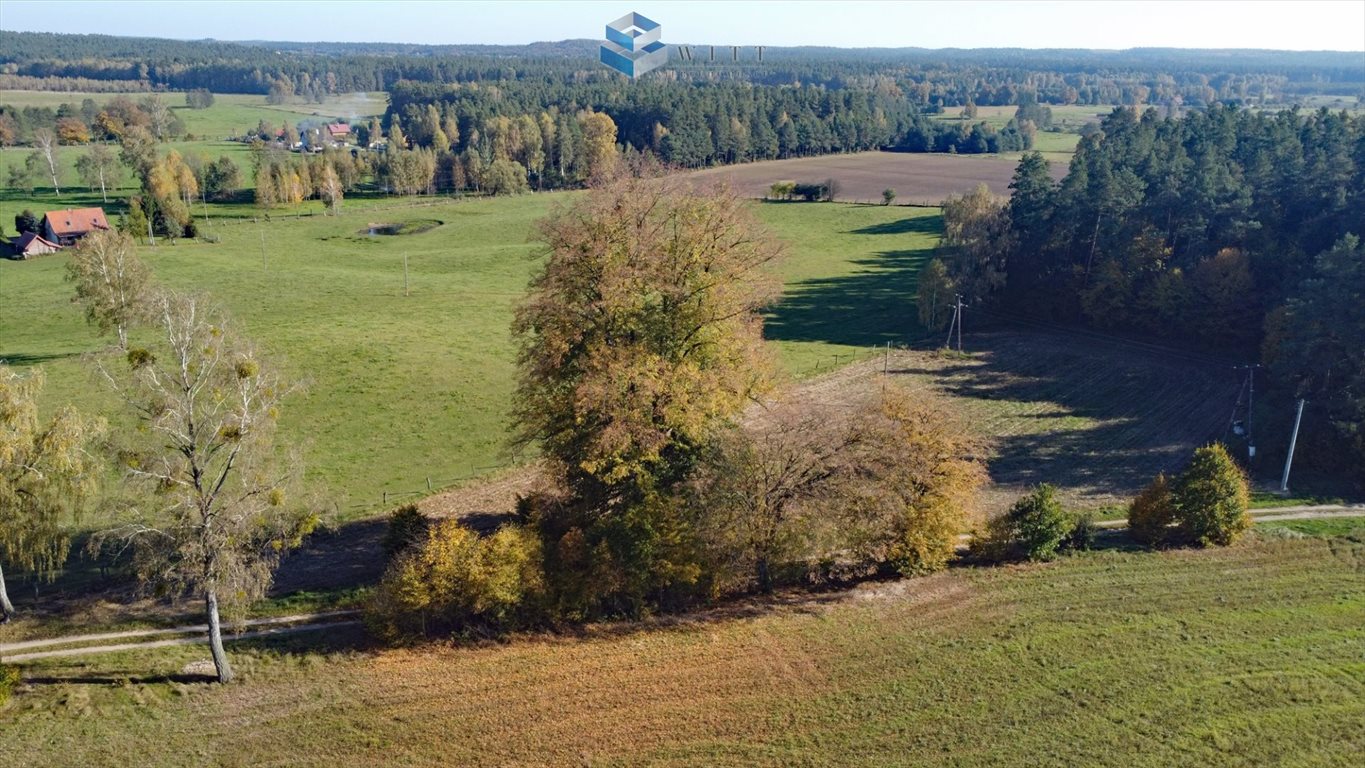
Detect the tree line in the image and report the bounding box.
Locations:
[926,105,1365,486]
[4,31,1360,106]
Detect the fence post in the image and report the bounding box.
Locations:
[426,476,432,491]
[383,491,388,506]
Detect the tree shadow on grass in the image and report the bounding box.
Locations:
[0,351,81,366]
[846,214,943,236]
[765,212,942,348]
[891,330,1240,504]
[765,248,932,347]
[269,518,388,596]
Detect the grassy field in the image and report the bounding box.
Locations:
[1257,516,1365,538]
[1,196,932,515]
[0,90,386,139]
[3,535,1361,766]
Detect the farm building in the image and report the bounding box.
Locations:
[41,207,110,246]
[327,123,350,140]
[8,231,62,259]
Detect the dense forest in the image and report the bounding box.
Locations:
[935,105,1365,485]
[4,31,1362,104]
[4,31,1362,191]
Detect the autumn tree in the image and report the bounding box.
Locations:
[56,116,91,145]
[939,184,1010,302]
[99,292,315,683]
[1172,444,1250,546]
[916,258,956,331]
[65,229,153,349]
[147,150,197,237]
[577,109,619,182]
[694,384,984,593]
[0,366,104,622]
[837,385,986,575]
[692,403,853,593]
[316,162,343,214]
[1127,473,1175,546]
[512,173,782,615]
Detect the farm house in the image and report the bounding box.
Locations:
[40,207,110,247]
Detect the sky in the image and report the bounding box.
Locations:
[1,0,1363,51]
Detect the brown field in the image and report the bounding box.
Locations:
[9,535,1363,767]
[687,151,1068,205]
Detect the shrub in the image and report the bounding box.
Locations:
[882,188,897,205]
[768,180,796,200]
[1010,485,1070,561]
[1061,511,1099,552]
[1128,473,1176,546]
[381,504,430,560]
[971,484,1070,562]
[1172,443,1251,546]
[366,520,545,641]
[0,664,18,705]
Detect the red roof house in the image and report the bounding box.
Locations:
[41,207,110,246]
[327,123,351,139]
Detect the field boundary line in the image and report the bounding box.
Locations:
[0,610,360,654]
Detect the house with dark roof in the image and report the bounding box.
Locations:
[8,231,62,259]
[41,207,110,247]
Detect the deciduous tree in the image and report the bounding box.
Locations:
[0,367,103,622]
[513,172,782,614]
[99,292,316,683]
[65,229,152,349]
[31,127,60,194]
[75,144,121,203]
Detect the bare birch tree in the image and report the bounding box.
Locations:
[31,128,60,194]
[141,95,172,141]
[0,366,104,622]
[75,144,122,203]
[66,229,152,350]
[99,292,316,683]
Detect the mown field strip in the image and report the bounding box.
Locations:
[4,620,363,663]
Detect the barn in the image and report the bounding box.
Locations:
[9,231,62,259]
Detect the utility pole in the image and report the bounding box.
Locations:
[1280,398,1306,492]
[956,295,964,352]
[1234,364,1261,459]
[945,294,961,350]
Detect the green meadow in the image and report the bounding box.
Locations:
[0,195,935,515]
